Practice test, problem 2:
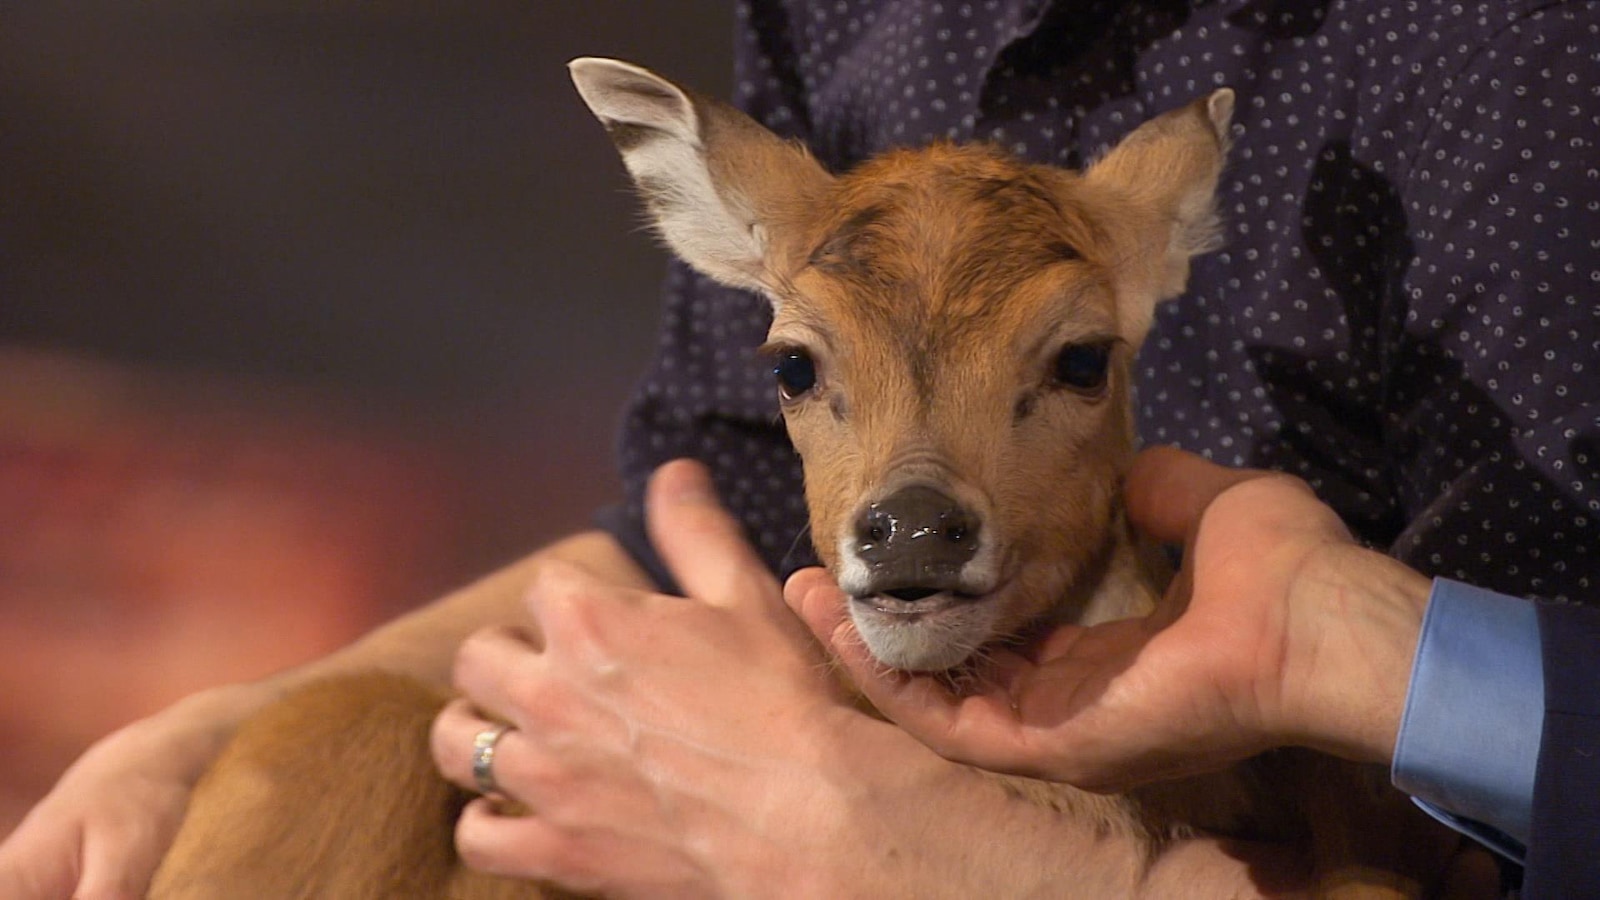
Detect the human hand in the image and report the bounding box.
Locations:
[786,446,1432,791]
[0,685,261,900]
[431,459,1145,898]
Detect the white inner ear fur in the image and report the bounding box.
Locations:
[570,57,772,296]
[1087,88,1233,346]
[568,57,700,144]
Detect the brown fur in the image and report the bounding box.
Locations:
[152,60,1464,898]
[152,672,546,900]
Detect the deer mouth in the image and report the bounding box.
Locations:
[855,587,984,619]
[846,580,1011,673]
[839,551,1000,607]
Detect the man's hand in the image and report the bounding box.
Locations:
[430,460,1159,898]
[786,446,1432,790]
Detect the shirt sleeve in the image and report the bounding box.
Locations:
[1392,579,1543,862]
[1523,600,1600,898]
[1382,5,1600,604]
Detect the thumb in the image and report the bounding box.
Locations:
[782,567,855,650]
[783,569,908,692]
[784,568,1044,774]
[1125,445,1269,544]
[645,459,778,608]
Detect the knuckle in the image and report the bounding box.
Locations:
[550,599,618,656]
[527,558,595,616]
[526,557,576,601]
[1208,472,1313,523]
[500,669,553,721]
[1230,471,1312,502]
[510,678,592,739]
[500,670,598,741]
[453,625,530,694]
[449,646,474,695]
[530,567,605,639]
[453,627,499,681]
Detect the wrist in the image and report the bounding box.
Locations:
[132,681,278,780]
[809,714,1145,898]
[1276,544,1430,763]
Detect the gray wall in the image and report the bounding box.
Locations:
[0,1,735,553]
[0,4,741,832]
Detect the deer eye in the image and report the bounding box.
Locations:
[774,350,817,400]
[1051,341,1112,392]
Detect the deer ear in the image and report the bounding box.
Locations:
[570,57,832,300]
[1083,89,1233,344]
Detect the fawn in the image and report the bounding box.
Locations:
[151,58,1456,898]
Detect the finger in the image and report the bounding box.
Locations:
[645,459,778,608]
[781,567,846,641]
[784,568,957,716]
[1124,446,1269,544]
[432,698,502,794]
[434,702,567,812]
[451,625,542,728]
[458,794,718,896]
[455,797,578,884]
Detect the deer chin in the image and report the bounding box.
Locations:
[847,590,1004,673]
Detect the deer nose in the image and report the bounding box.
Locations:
[853,486,980,600]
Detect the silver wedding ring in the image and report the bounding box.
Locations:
[471,722,514,796]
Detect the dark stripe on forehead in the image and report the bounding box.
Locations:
[971,176,1081,260]
[807,203,892,275]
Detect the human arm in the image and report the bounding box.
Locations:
[1523,601,1600,897]
[787,446,1430,789]
[0,529,651,900]
[1391,583,1600,894]
[431,459,1363,899]
[1392,580,1543,860]
[788,446,1572,887]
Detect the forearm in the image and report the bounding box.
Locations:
[271,529,649,693]
[875,771,1311,900]
[148,530,651,770]
[817,727,1285,900]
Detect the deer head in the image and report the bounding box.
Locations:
[572,58,1231,672]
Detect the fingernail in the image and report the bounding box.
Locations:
[667,471,715,505]
[652,459,715,505]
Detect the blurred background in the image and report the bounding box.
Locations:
[0,2,731,835]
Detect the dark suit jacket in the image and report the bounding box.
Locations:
[1524,602,1600,897]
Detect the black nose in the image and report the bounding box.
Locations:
[853,486,980,600]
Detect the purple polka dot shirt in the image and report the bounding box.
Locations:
[600,0,1600,604]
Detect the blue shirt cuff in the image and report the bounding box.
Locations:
[1391,578,1542,860]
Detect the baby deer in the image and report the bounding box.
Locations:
[152,59,1455,898]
